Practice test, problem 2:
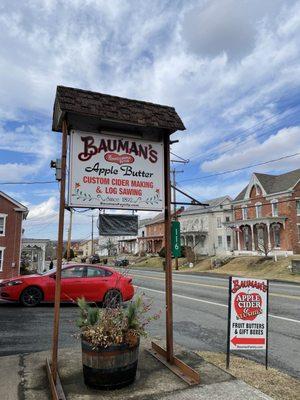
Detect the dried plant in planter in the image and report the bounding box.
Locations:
[76,294,161,389]
[77,295,161,348]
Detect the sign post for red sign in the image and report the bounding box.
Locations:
[226,276,269,370]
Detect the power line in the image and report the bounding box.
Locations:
[175,187,300,214]
[0,180,57,185]
[178,152,300,183]
[186,104,300,162]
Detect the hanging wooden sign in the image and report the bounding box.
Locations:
[68,131,164,211]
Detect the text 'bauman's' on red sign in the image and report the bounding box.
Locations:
[68,131,164,211]
[229,277,268,350]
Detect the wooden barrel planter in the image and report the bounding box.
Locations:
[81,339,140,390]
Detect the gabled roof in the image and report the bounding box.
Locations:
[52,86,185,133]
[145,208,184,226]
[181,196,232,216]
[0,191,28,218]
[138,218,152,228]
[234,168,300,201]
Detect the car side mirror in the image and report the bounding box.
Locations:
[50,274,56,279]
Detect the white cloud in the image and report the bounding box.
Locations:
[1,0,300,238]
[201,125,300,174]
[0,162,41,182]
[181,180,249,202]
[26,196,58,224]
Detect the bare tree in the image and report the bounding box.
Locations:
[106,238,117,256]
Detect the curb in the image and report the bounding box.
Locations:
[129,267,300,285]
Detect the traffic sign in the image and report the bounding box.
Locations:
[171,221,181,258]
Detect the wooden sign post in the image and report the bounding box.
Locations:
[47,86,199,399]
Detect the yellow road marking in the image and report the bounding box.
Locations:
[133,273,300,300]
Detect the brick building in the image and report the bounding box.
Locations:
[0,192,28,280]
[227,169,300,255]
[139,209,183,254]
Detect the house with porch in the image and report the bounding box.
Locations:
[227,168,300,255]
[117,218,152,255]
[139,209,184,254]
[21,238,50,273]
[179,196,234,256]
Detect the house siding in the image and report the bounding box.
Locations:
[0,196,25,280]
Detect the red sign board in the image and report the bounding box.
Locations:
[228,277,268,351]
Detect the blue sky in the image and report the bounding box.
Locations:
[1,0,300,240]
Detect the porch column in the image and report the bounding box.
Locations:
[267,223,271,250]
[42,245,46,271]
[250,225,255,251]
[192,234,196,248]
[237,230,241,251]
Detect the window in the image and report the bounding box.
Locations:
[0,215,6,236]
[217,217,222,228]
[242,206,248,220]
[226,216,230,222]
[255,203,262,218]
[0,248,4,271]
[227,235,231,248]
[297,200,300,216]
[86,267,112,277]
[272,200,278,217]
[273,224,280,247]
[218,236,222,246]
[243,226,250,250]
[61,266,85,278]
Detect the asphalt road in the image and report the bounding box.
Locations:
[0,270,299,379]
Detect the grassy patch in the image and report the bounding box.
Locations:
[131,256,164,269]
[131,256,188,270]
[197,351,300,400]
[181,256,300,283]
[211,256,300,283]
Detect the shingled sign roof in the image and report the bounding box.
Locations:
[52,86,185,133]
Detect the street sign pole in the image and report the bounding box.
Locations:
[266,279,269,370]
[226,276,232,369]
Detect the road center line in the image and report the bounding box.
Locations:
[133,273,300,300]
[134,285,300,324]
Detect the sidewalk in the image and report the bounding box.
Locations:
[0,339,273,400]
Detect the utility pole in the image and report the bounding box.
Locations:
[91,215,94,256]
[66,208,73,261]
[170,152,189,270]
[171,169,183,270]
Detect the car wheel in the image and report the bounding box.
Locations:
[103,290,122,308]
[20,287,43,307]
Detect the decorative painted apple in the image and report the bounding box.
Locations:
[234,292,262,321]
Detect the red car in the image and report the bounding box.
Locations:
[0,264,134,307]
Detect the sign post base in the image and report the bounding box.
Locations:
[46,359,66,400]
[147,341,200,386]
